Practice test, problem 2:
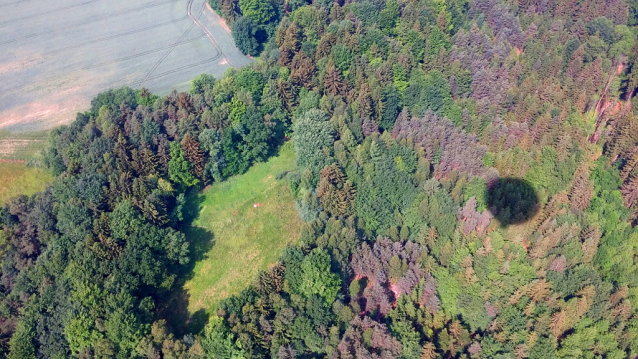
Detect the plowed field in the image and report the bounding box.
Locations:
[0,0,251,131]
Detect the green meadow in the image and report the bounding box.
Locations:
[183,143,302,314]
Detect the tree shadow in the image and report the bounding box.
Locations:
[158,188,215,336]
[179,188,215,280]
[157,288,210,337]
[485,177,539,227]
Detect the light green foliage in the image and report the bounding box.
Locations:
[610,25,635,58]
[434,267,461,314]
[0,163,52,205]
[168,142,199,188]
[524,146,577,201]
[189,73,217,95]
[292,5,326,43]
[235,68,265,101]
[202,317,246,358]
[464,177,487,211]
[292,109,335,181]
[8,319,36,359]
[428,26,449,57]
[229,97,247,126]
[331,44,353,73]
[239,0,275,25]
[65,313,102,354]
[393,64,408,93]
[300,248,341,303]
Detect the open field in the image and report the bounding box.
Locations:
[182,143,301,315]
[0,0,251,132]
[0,162,52,204]
[0,130,48,160]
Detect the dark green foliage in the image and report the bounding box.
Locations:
[487,178,539,226]
[89,87,137,116]
[587,17,616,44]
[380,85,401,130]
[630,0,638,26]
[232,16,260,56]
[189,73,216,95]
[331,44,353,73]
[5,0,638,357]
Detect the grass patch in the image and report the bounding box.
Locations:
[0,131,49,160]
[0,162,53,262]
[183,142,302,314]
[0,163,53,204]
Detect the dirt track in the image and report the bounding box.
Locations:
[0,0,251,132]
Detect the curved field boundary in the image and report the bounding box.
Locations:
[138,0,201,87]
[3,34,210,95]
[129,52,222,87]
[0,0,101,26]
[39,15,190,56]
[135,0,230,87]
[190,0,229,65]
[0,0,176,45]
[135,0,228,88]
[100,35,222,90]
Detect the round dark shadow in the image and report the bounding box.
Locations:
[486,177,539,227]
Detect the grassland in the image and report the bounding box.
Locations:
[0,130,48,160]
[0,163,53,205]
[183,143,302,314]
[0,130,51,203]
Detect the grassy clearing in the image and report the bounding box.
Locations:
[0,131,48,160]
[0,163,53,204]
[183,142,302,314]
[0,163,53,261]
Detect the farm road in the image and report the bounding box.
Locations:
[0,0,251,132]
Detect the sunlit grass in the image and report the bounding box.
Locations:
[0,163,53,204]
[184,142,302,313]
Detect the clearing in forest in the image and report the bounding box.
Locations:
[0,162,53,205]
[183,143,302,314]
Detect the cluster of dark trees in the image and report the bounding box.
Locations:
[2,0,638,357]
[0,68,285,358]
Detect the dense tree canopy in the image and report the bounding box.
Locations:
[2,0,638,357]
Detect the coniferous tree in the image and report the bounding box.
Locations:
[317,165,356,216]
[324,61,346,97]
[181,134,205,180]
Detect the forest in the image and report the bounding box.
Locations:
[1,0,638,357]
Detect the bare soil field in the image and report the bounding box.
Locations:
[0,0,251,132]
